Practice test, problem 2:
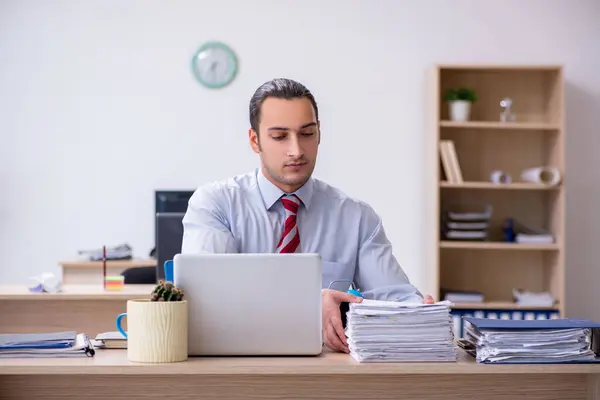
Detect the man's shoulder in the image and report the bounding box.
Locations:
[312,178,378,217]
[190,170,257,204]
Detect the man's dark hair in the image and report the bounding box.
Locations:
[249,78,319,134]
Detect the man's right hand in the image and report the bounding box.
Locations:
[321,289,363,353]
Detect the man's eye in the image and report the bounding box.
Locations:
[272,136,285,141]
[301,132,315,137]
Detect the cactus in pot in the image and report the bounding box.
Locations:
[151,280,185,302]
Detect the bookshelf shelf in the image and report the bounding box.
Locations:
[428,64,565,320]
[440,181,560,190]
[451,302,559,311]
[439,120,559,130]
[439,241,560,251]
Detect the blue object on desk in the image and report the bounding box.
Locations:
[0,331,76,349]
[461,317,600,364]
[164,260,174,283]
[464,316,600,330]
[450,308,562,339]
[116,313,128,338]
[328,279,363,297]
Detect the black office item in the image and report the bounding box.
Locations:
[121,266,156,284]
[155,190,194,214]
[155,212,185,281]
[340,301,350,329]
[150,190,193,259]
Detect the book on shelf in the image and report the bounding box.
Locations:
[441,289,484,303]
[441,204,492,241]
[508,219,555,244]
[439,140,463,183]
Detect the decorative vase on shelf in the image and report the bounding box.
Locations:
[444,87,478,122]
[449,100,471,122]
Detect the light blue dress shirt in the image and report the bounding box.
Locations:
[181,168,423,302]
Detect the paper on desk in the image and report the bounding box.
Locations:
[463,320,598,363]
[0,333,94,358]
[0,331,76,348]
[345,299,456,363]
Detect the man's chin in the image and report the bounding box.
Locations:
[283,174,310,186]
[280,170,312,186]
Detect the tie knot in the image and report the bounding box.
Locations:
[281,194,300,214]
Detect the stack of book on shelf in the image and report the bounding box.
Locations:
[439,139,463,183]
[515,222,554,244]
[441,204,492,241]
[512,289,556,308]
[345,299,457,363]
[0,331,95,358]
[460,317,600,364]
[441,288,484,303]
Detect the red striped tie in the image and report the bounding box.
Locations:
[277,195,301,253]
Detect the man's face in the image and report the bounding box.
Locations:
[249,97,320,193]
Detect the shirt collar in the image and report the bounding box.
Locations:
[256,168,314,211]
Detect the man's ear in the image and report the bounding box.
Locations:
[317,121,321,145]
[249,128,261,153]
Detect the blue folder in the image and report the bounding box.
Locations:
[463,317,600,330]
[0,331,76,350]
[461,317,600,364]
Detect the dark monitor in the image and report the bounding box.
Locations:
[151,190,193,258]
[155,212,185,281]
[155,190,194,214]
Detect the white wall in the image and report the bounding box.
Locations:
[1,1,599,316]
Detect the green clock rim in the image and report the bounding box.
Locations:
[191,41,238,89]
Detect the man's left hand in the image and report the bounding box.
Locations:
[424,295,434,304]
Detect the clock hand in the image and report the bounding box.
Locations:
[210,61,217,80]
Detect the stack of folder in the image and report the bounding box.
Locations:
[345,299,457,362]
[461,317,600,364]
[0,331,95,358]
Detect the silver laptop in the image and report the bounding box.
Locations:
[173,253,323,356]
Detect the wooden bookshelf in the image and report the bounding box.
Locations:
[440,181,559,190]
[427,64,565,317]
[439,120,560,130]
[439,241,560,251]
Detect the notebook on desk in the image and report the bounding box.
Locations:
[460,317,600,364]
[0,331,95,357]
[93,331,127,349]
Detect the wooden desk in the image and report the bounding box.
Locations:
[0,285,155,338]
[0,349,599,399]
[59,259,157,285]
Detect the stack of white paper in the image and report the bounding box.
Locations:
[464,322,598,363]
[345,299,457,363]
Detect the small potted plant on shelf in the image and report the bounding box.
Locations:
[444,87,478,122]
[116,280,188,363]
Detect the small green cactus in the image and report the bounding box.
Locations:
[151,280,184,302]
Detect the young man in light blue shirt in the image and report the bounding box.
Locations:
[181,78,433,353]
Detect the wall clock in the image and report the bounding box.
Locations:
[191,41,238,89]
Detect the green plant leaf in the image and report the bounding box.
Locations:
[444,87,477,103]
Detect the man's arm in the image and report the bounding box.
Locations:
[181,188,238,254]
[353,206,423,302]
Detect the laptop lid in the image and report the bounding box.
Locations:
[173,253,323,356]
